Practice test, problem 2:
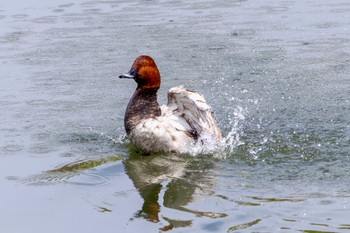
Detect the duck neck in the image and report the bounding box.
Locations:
[124,87,161,134]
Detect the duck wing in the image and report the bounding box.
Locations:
[162,86,222,141]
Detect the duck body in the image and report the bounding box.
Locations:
[120,55,221,154]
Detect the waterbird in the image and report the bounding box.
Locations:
[119,55,222,154]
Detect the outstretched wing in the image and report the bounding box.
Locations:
[162,86,222,141]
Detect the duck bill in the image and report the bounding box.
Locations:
[119,68,136,79]
[119,72,134,79]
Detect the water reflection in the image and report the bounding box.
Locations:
[124,150,226,230]
[23,155,121,185]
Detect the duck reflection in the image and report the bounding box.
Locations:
[123,149,224,230]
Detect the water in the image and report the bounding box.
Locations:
[1,0,350,232]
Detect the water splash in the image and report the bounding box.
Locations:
[187,105,247,158]
[221,105,246,153]
[87,126,127,145]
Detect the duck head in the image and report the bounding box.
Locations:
[119,55,161,90]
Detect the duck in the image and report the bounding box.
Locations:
[119,55,222,154]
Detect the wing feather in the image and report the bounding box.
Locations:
[163,86,222,141]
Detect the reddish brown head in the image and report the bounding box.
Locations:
[119,55,161,90]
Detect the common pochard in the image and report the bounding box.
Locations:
[119,55,221,154]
